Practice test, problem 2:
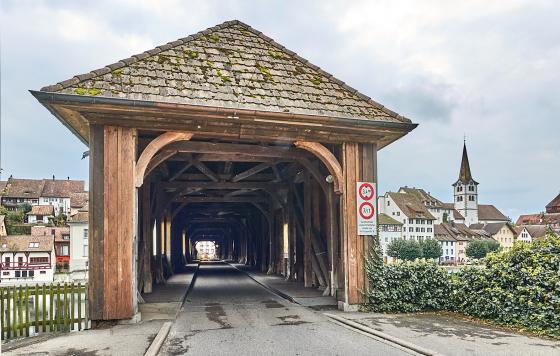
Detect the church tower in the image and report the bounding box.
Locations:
[453,142,479,226]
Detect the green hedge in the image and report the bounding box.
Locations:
[6,224,32,235]
[365,259,452,313]
[365,234,560,337]
[452,236,560,336]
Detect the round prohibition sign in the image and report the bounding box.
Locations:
[358,182,375,201]
[359,201,375,220]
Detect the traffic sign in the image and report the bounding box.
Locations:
[357,182,377,235]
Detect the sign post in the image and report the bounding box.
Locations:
[356,182,377,235]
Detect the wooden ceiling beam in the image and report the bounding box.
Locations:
[231,162,271,182]
[176,196,269,203]
[161,181,288,190]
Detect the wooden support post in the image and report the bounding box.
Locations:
[341,142,361,307]
[287,187,296,280]
[339,142,376,308]
[303,174,313,287]
[267,207,275,274]
[142,182,153,293]
[89,125,136,320]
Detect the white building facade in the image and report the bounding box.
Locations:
[0,235,56,285]
[68,210,89,280]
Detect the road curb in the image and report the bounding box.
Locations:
[324,313,445,356]
[177,262,201,315]
[227,263,299,305]
[144,321,173,356]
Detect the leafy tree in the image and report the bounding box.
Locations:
[466,240,503,259]
[442,212,449,223]
[401,240,423,261]
[485,240,501,253]
[466,240,489,259]
[386,239,407,259]
[52,212,68,227]
[421,239,443,260]
[19,202,32,214]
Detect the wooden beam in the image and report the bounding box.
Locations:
[177,173,276,181]
[187,155,220,182]
[103,126,135,319]
[161,181,288,190]
[144,150,177,180]
[135,131,193,187]
[88,124,105,320]
[304,173,313,287]
[166,141,309,160]
[342,142,360,305]
[223,161,233,174]
[294,141,343,195]
[272,164,282,182]
[169,162,192,182]
[176,196,269,203]
[231,162,271,182]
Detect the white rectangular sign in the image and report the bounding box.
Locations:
[357,182,377,235]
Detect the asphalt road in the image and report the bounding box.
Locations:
[159,262,414,356]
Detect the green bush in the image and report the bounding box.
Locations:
[366,233,560,337]
[6,224,32,235]
[452,235,560,336]
[365,259,452,313]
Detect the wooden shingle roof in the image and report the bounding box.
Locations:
[40,20,410,125]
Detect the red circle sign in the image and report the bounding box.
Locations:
[359,202,375,220]
[358,183,375,201]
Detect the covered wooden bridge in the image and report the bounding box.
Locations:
[32,20,416,321]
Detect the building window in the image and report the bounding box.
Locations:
[396,212,400,216]
[15,271,21,278]
[29,242,40,248]
[2,271,9,276]
[29,270,34,277]
[61,245,69,256]
[84,229,89,239]
[468,185,474,191]
[457,196,463,202]
[83,245,88,257]
[387,201,390,206]
[30,257,48,264]
[409,227,413,232]
[40,271,46,274]
[469,196,475,201]
[457,186,463,192]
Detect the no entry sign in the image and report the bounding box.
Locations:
[357,182,377,235]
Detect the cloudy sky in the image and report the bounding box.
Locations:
[1,0,559,219]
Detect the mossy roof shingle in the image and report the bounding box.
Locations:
[41,20,410,124]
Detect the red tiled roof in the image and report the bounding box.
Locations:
[546,193,560,212]
[70,191,89,208]
[28,205,55,216]
[31,226,70,242]
[42,179,85,198]
[478,204,508,221]
[0,235,54,252]
[1,178,45,199]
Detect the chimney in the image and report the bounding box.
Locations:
[67,176,70,180]
[52,175,55,181]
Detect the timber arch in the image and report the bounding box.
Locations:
[32,20,417,321]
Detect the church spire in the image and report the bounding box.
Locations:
[458,142,473,183]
